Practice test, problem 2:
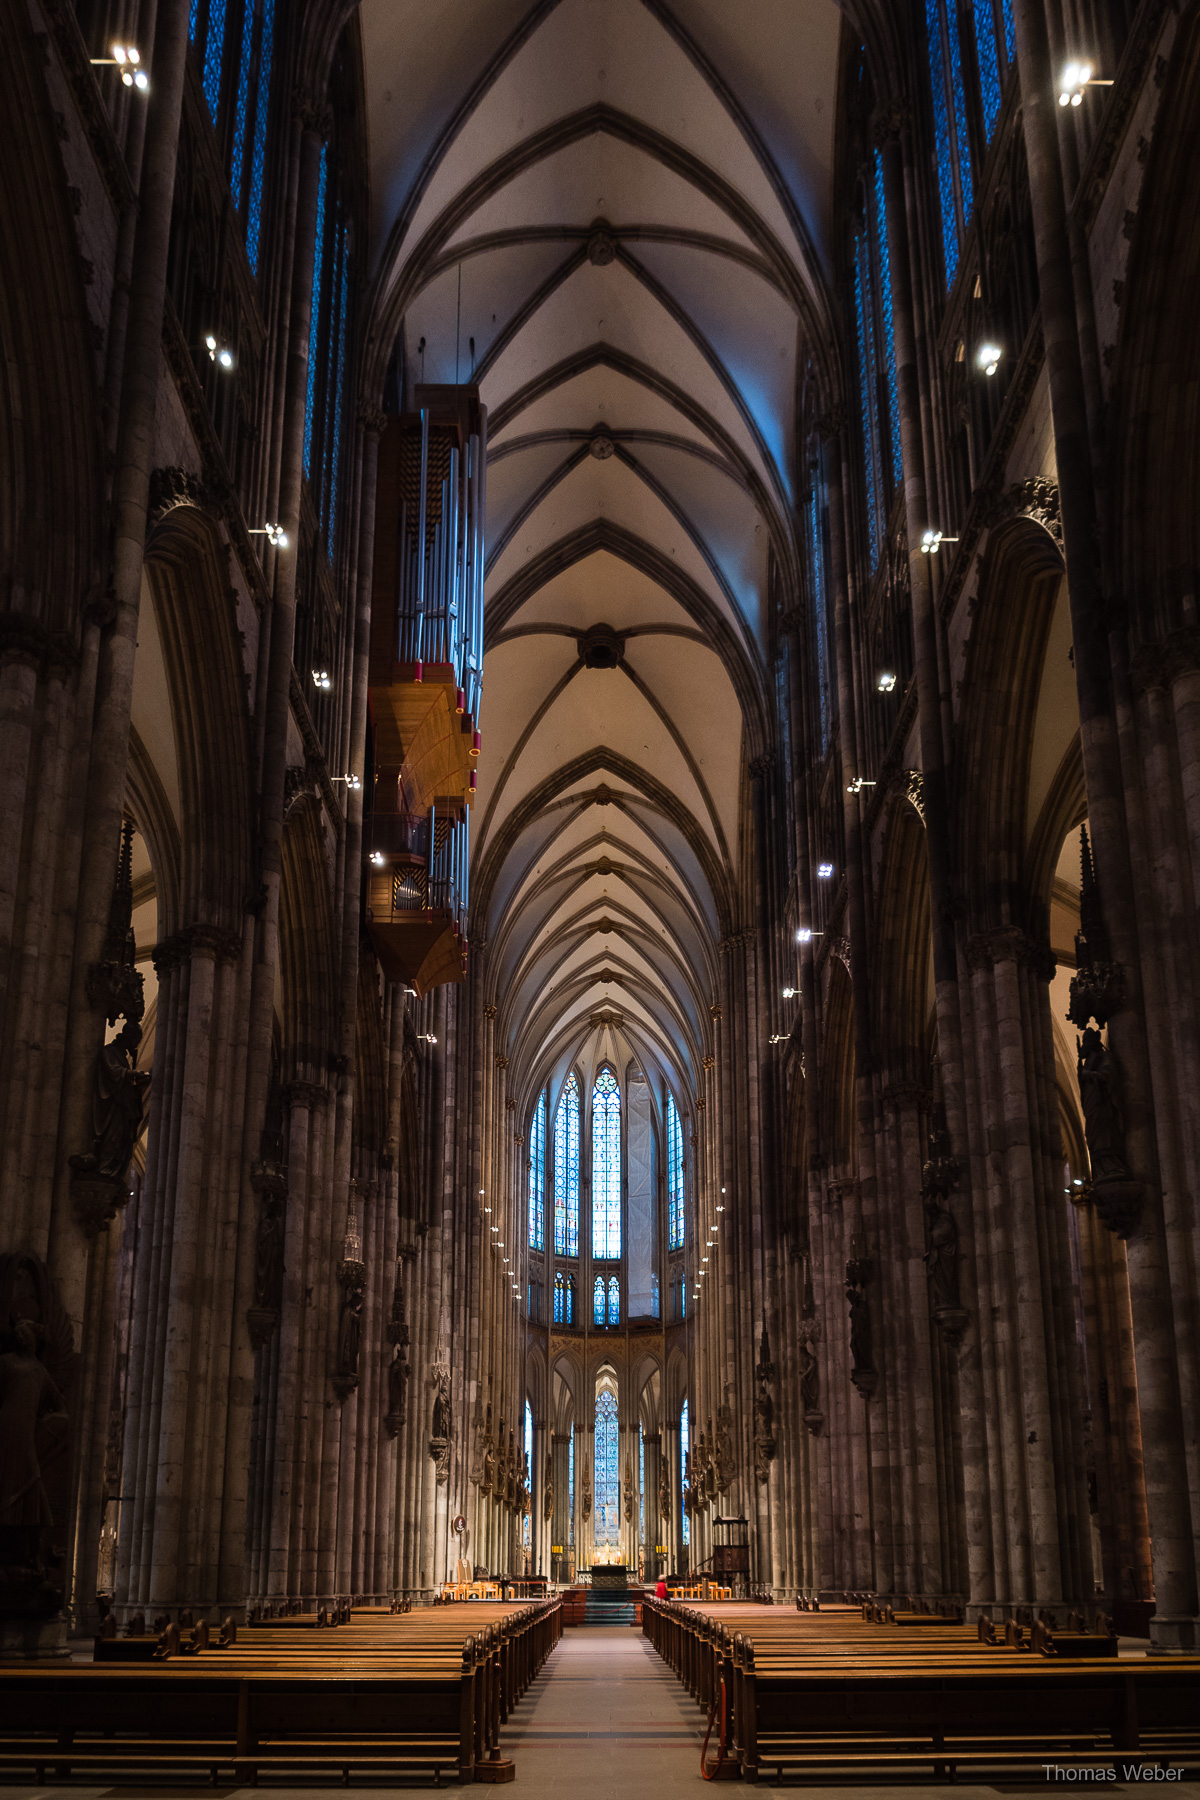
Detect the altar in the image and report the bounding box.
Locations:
[591,1563,629,1593]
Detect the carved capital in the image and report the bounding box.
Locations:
[869,100,910,145]
[292,90,333,137]
[357,404,389,438]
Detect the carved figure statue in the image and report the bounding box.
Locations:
[1077,1027,1131,1181]
[714,1400,735,1494]
[581,1450,592,1521]
[0,1254,76,1615]
[752,1389,775,1483]
[659,1460,671,1522]
[428,1367,452,1485]
[543,1451,554,1521]
[923,1196,959,1310]
[385,1346,409,1436]
[336,1284,363,1379]
[799,1332,819,1416]
[77,1019,150,1184]
[254,1192,285,1316]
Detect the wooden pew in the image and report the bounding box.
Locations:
[0,1597,561,1786]
[642,1599,1200,1781]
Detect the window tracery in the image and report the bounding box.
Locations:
[594,1389,620,1547]
[554,1073,580,1257]
[592,1067,621,1259]
[529,1089,545,1252]
[667,1093,685,1251]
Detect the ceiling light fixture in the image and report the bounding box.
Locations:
[204,333,235,369]
[249,522,288,548]
[91,44,148,88]
[370,851,385,867]
[876,671,897,693]
[817,862,834,879]
[1058,61,1111,105]
[311,667,331,691]
[976,342,1002,376]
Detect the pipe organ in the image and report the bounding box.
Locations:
[366,385,485,994]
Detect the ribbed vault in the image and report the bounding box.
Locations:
[357,0,843,1118]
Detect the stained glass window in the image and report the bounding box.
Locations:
[568,1431,575,1543]
[607,1275,619,1326]
[554,1073,580,1257]
[303,145,328,478]
[680,1400,690,1547]
[202,0,226,122]
[244,0,273,274]
[651,1271,660,1319]
[554,1270,565,1324]
[529,1091,546,1251]
[592,1067,621,1259]
[523,1401,533,1549]
[593,1275,605,1326]
[639,1422,645,1543]
[809,484,830,752]
[667,1094,685,1250]
[874,151,903,493]
[566,1273,574,1326]
[926,0,974,287]
[325,220,350,553]
[595,1389,620,1547]
[854,154,903,573]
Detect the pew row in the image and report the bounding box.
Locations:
[642,1599,1200,1781]
[0,1598,561,1785]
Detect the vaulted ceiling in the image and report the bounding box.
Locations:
[358,0,844,1118]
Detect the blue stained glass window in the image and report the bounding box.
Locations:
[202,0,226,122]
[594,1390,620,1547]
[326,223,349,553]
[593,1275,605,1326]
[638,1422,645,1543]
[975,0,1004,140]
[554,1073,580,1257]
[230,0,255,209]
[554,1270,564,1324]
[810,487,830,752]
[1002,0,1015,65]
[303,146,328,478]
[523,1402,533,1548]
[246,0,274,275]
[926,0,961,286]
[529,1091,546,1251]
[680,1400,690,1547]
[679,1279,686,1320]
[189,0,201,41]
[568,1431,575,1543]
[651,1271,660,1319]
[607,1276,619,1326]
[853,241,882,571]
[667,1094,684,1251]
[592,1067,621,1259]
[874,150,903,493]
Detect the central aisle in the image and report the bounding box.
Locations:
[503,1623,704,1796]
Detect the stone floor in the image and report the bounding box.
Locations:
[3,1622,1169,1796]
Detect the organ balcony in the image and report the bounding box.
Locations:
[364,810,469,995]
[365,385,486,993]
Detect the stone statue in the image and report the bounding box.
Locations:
[0,1253,77,1617]
[254,1191,285,1317]
[1077,1027,1131,1181]
[799,1331,819,1417]
[336,1283,363,1380]
[543,1451,554,1522]
[714,1399,735,1494]
[752,1389,775,1483]
[385,1346,409,1438]
[581,1449,592,1521]
[659,1459,671,1522]
[429,1367,451,1485]
[923,1195,959,1310]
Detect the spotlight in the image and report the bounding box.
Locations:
[876,671,897,693]
[419,1032,437,1044]
[976,342,1002,377]
[312,667,332,691]
[91,44,149,89]
[332,772,361,790]
[769,1033,787,1044]
[846,777,877,795]
[1058,61,1108,104]
[370,852,385,867]
[204,334,235,370]
[817,861,834,879]
[249,522,289,549]
[782,987,796,999]
[922,528,943,554]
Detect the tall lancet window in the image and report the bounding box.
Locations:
[926,0,974,286]
[592,1067,621,1259]
[554,1073,580,1257]
[595,1388,620,1547]
[529,1090,546,1251]
[853,155,903,571]
[523,1401,533,1548]
[667,1093,685,1251]
[680,1399,690,1547]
